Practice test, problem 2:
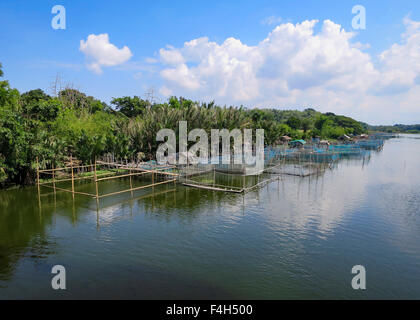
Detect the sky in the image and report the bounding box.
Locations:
[0,0,419,125]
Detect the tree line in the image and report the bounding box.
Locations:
[0,63,366,187]
[368,123,420,134]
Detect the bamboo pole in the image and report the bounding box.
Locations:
[213,166,215,188]
[95,171,148,182]
[36,157,41,210]
[52,163,56,195]
[98,179,177,199]
[36,157,40,195]
[129,163,133,198]
[94,158,99,208]
[96,160,177,170]
[96,161,179,176]
[70,155,75,199]
[38,172,112,185]
[39,164,95,173]
[41,185,95,197]
[182,182,243,193]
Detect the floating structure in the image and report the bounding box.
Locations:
[36,156,179,208]
[355,139,384,150]
[35,135,386,199]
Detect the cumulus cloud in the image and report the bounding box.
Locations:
[79,34,132,74]
[374,17,420,95]
[156,18,420,124]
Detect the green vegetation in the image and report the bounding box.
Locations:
[1,63,367,187]
[368,124,420,134]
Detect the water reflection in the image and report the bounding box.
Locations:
[1,136,420,298]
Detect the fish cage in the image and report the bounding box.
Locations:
[265,162,330,177]
[370,133,398,139]
[356,139,384,150]
[35,156,179,210]
[328,145,371,158]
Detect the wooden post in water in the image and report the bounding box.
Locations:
[129,163,133,198]
[213,166,216,188]
[70,155,75,199]
[52,163,56,195]
[36,157,41,210]
[94,158,99,208]
[36,157,40,195]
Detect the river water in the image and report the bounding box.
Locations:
[1,135,420,299]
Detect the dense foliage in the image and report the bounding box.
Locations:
[368,124,420,134]
[0,63,367,186]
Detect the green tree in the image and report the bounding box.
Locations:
[286,116,302,130]
[111,96,149,117]
[301,118,313,133]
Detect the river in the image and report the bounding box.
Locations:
[1,135,420,299]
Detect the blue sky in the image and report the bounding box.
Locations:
[0,0,419,124]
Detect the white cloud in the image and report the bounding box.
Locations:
[261,15,283,26]
[145,57,158,64]
[157,18,420,124]
[375,17,420,95]
[159,46,185,65]
[79,34,132,74]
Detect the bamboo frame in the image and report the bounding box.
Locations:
[95,171,149,182]
[98,179,177,199]
[39,164,95,173]
[96,161,179,176]
[37,157,184,210]
[42,184,96,197]
[39,172,107,185]
[182,182,243,193]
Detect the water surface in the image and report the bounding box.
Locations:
[1,135,420,299]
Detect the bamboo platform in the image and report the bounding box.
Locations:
[182,182,244,193]
[36,157,180,208]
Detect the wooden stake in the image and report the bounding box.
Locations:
[36,157,41,211]
[129,163,133,198]
[36,157,40,195]
[70,155,75,199]
[52,163,56,195]
[213,166,216,188]
[94,158,99,208]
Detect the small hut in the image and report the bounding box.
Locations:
[338,134,351,141]
[289,139,306,148]
[319,140,330,147]
[278,135,292,144]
